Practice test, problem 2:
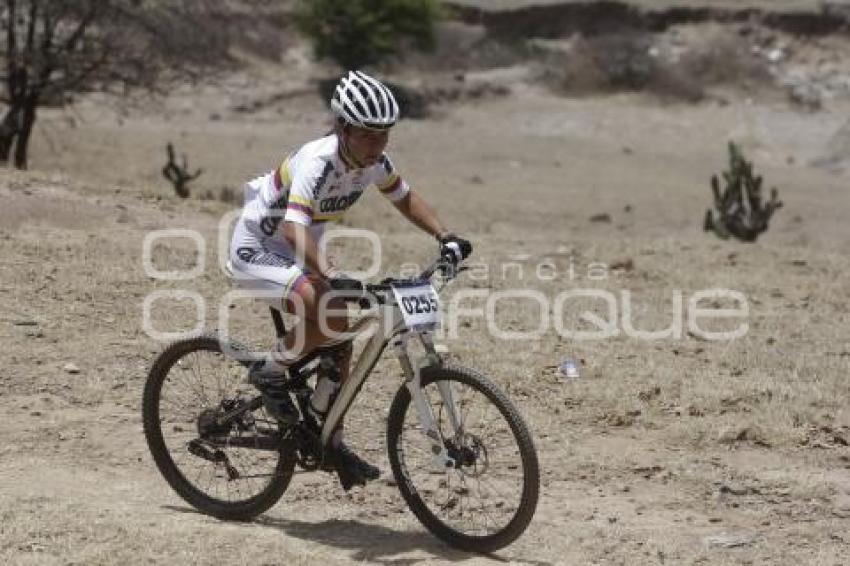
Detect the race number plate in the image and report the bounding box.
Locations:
[391,280,440,331]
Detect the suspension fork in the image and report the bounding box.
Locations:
[418,332,463,434]
[395,333,459,469]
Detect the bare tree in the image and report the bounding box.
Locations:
[0,0,228,169]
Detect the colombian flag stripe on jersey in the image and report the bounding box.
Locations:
[313,212,345,222]
[274,157,292,189]
[288,194,313,208]
[378,174,402,193]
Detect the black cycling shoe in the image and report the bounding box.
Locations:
[332,443,381,491]
[248,362,300,426]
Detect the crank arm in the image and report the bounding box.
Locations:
[214,395,263,427]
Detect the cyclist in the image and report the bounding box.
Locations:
[229,70,472,489]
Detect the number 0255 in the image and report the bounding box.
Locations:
[400,294,438,315]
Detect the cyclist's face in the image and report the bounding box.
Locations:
[344,126,389,166]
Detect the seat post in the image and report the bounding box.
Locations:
[269,306,287,339]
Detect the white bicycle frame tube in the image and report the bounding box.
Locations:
[319,303,400,447]
[319,294,462,469]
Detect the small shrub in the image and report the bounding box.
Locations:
[590,33,655,91]
[295,0,441,69]
[548,28,773,102]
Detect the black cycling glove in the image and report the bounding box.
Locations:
[439,233,473,263]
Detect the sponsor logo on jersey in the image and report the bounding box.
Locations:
[260,215,284,236]
[317,161,334,188]
[236,247,258,262]
[319,191,363,213]
[312,161,335,199]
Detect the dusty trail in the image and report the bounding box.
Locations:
[2,77,849,564]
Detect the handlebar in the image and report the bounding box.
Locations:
[336,253,463,306]
[370,253,460,291]
[420,254,458,280]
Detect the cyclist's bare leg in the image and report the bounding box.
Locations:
[282,275,355,431]
[280,274,348,361]
[284,277,376,482]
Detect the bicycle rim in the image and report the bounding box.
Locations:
[387,364,539,552]
[143,335,293,518]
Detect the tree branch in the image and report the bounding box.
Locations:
[38,46,108,94]
[61,3,98,53]
[6,0,17,99]
[24,0,37,59]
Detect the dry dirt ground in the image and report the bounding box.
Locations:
[2,54,850,565]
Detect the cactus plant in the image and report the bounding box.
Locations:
[704,142,783,242]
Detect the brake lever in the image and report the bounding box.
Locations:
[438,261,459,279]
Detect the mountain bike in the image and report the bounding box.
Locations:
[142,253,539,553]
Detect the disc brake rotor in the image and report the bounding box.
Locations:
[447,433,488,475]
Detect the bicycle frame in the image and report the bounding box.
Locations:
[321,288,461,470]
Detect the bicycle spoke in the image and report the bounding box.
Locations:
[156,345,281,504]
[395,374,534,541]
[190,351,213,408]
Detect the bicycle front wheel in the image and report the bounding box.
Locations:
[386,364,539,553]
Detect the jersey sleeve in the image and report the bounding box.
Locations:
[283,158,330,226]
[374,154,410,202]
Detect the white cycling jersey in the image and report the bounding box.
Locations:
[230,134,410,263]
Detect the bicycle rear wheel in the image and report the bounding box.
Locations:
[387,364,539,553]
[142,334,295,521]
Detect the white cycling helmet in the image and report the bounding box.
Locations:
[330,70,399,130]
